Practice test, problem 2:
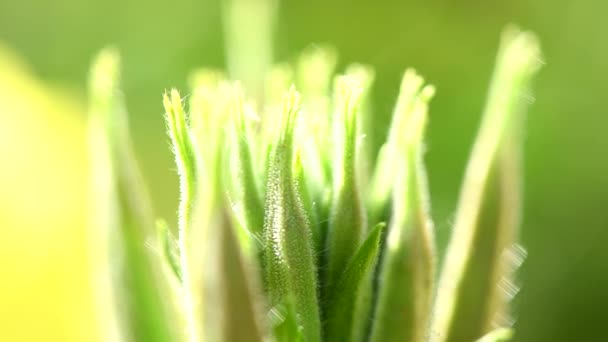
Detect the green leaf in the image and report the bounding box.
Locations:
[156,219,182,282]
[187,71,230,182]
[229,83,265,243]
[166,83,268,342]
[324,222,385,341]
[295,153,322,257]
[263,86,321,342]
[325,76,368,293]
[88,47,177,342]
[296,45,338,197]
[164,89,200,231]
[369,85,436,342]
[297,45,338,99]
[475,328,514,342]
[263,64,293,146]
[343,64,375,190]
[163,89,203,340]
[216,208,266,342]
[269,302,305,342]
[430,27,542,342]
[368,69,425,223]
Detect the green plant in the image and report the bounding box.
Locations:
[88,25,541,342]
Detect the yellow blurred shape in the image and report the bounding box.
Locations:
[0,45,101,341]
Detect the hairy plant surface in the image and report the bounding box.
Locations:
[89,25,542,342]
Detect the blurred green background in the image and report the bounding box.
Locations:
[1,0,606,340]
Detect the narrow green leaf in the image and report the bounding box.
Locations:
[430,27,542,342]
[156,219,182,282]
[217,207,266,342]
[164,89,201,240]
[324,223,385,341]
[191,171,268,342]
[262,64,294,194]
[263,64,293,137]
[88,48,177,342]
[297,45,338,99]
[263,86,321,342]
[369,85,436,342]
[296,45,338,196]
[166,85,268,342]
[325,76,367,292]
[163,89,202,341]
[369,69,425,223]
[295,153,322,257]
[343,64,375,188]
[475,327,514,342]
[188,73,231,181]
[269,302,305,342]
[230,83,265,242]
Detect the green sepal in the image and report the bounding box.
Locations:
[156,219,182,282]
[368,69,425,223]
[230,83,265,243]
[263,86,321,342]
[324,222,385,341]
[325,76,368,294]
[295,153,322,257]
[430,27,542,342]
[369,84,436,342]
[201,207,267,342]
